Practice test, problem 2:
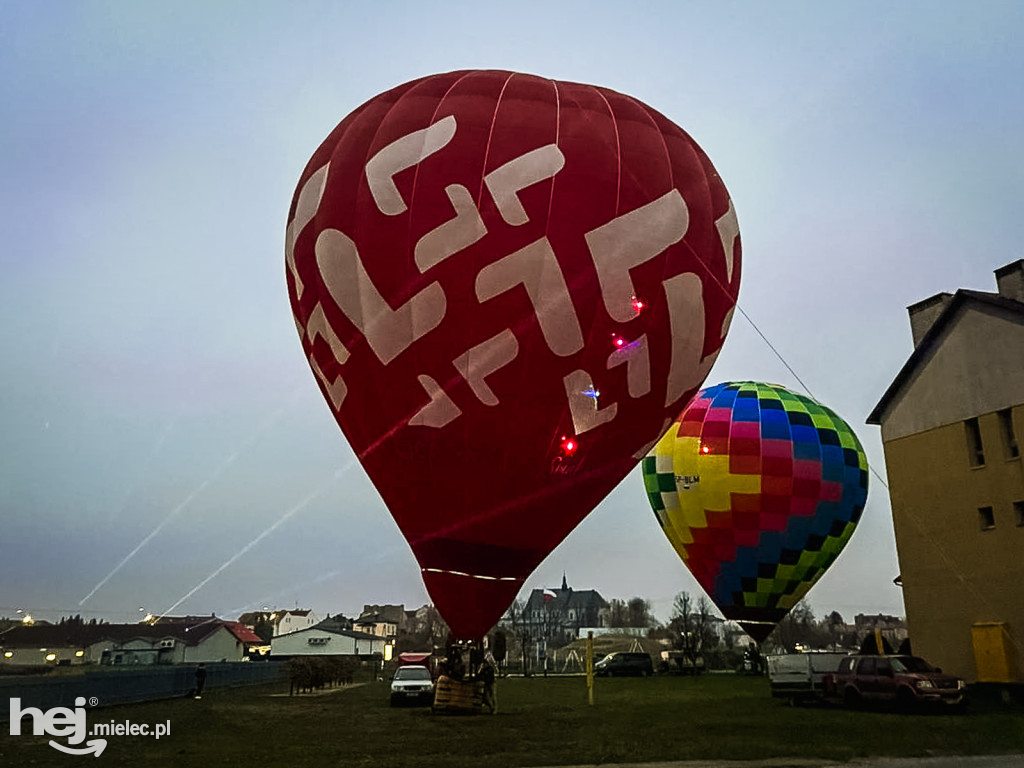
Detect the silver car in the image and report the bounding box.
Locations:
[390,665,435,706]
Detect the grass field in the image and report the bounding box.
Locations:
[3,673,1023,767]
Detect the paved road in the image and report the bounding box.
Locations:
[539,757,1024,768]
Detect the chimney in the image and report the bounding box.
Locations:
[995,259,1024,303]
[907,292,953,347]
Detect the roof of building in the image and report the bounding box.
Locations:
[271,624,380,641]
[222,621,263,644]
[151,614,219,625]
[867,289,1024,425]
[236,609,314,624]
[523,586,609,613]
[314,615,353,633]
[358,604,407,624]
[0,618,232,649]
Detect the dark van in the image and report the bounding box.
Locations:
[594,651,654,677]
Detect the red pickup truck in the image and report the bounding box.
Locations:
[824,654,967,710]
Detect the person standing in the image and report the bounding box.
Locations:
[479,657,496,714]
[194,663,207,699]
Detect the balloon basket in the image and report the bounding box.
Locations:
[432,675,484,715]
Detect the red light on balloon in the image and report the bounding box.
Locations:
[560,436,578,456]
[612,335,626,348]
[631,296,646,313]
[700,444,711,454]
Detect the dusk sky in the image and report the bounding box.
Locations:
[3,2,1022,628]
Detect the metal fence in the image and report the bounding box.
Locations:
[1,661,286,718]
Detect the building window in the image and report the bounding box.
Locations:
[965,418,985,466]
[1015,501,1024,528]
[998,409,1019,459]
[978,506,995,531]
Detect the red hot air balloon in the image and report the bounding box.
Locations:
[286,70,741,639]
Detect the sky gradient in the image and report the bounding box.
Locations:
[3,1,1023,627]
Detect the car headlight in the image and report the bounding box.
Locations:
[916,680,934,689]
[957,680,966,689]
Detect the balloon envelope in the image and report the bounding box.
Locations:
[287,70,741,639]
[644,381,868,642]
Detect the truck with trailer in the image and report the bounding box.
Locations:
[766,652,849,704]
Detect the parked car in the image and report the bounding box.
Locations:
[767,652,849,704]
[594,651,654,677]
[390,664,435,706]
[824,654,967,710]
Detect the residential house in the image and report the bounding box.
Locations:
[354,610,398,640]
[358,604,410,634]
[0,617,262,666]
[237,609,321,638]
[867,259,1024,683]
[274,609,320,636]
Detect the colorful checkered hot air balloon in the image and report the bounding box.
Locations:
[643,381,868,642]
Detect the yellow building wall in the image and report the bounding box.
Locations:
[883,407,1024,683]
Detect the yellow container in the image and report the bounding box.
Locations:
[971,622,1016,683]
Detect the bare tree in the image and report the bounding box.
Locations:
[606,599,629,627]
[669,592,716,670]
[503,598,535,675]
[607,597,654,629]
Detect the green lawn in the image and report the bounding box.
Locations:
[3,674,1022,767]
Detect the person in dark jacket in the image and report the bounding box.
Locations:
[479,657,496,713]
[194,663,207,699]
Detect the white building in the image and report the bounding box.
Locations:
[270,626,384,658]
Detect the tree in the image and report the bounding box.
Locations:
[606,599,629,627]
[770,601,826,651]
[503,598,534,676]
[607,597,654,629]
[420,605,450,651]
[253,615,275,644]
[825,610,846,650]
[669,592,716,671]
[627,597,653,629]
